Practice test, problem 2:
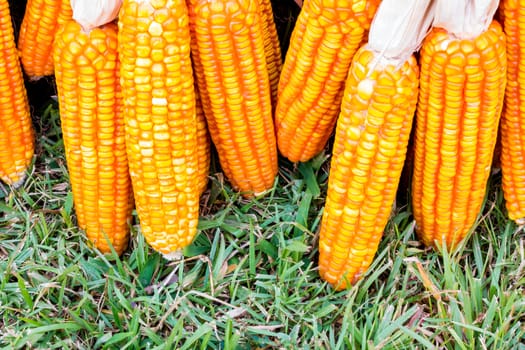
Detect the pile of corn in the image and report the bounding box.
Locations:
[0,0,521,289]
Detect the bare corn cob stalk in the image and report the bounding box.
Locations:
[18,0,72,78]
[0,0,34,186]
[318,0,433,289]
[499,0,525,223]
[195,86,210,195]
[119,0,199,257]
[70,0,123,30]
[259,0,282,107]
[275,0,380,163]
[54,20,133,255]
[187,0,278,196]
[412,0,506,249]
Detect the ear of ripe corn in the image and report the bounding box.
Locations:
[17,0,72,78]
[498,0,525,224]
[119,0,199,257]
[259,0,282,107]
[412,1,507,249]
[0,0,34,186]
[318,0,432,289]
[187,0,278,196]
[188,9,213,195]
[189,45,210,196]
[195,86,210,195]
[274,0,380,163]
[53,20,133,255]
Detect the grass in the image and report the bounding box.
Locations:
[0,97,524,349]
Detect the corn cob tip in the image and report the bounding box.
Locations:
[1,171,29,189]
[515,217,525,227]
[10,173,28,189]
[251,185,275,197]
[162,250,184,261]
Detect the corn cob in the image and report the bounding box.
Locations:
[195,86,210,195]
[17,0,72,78]
[187,0,278,196]
[412,0,506,249]
[318,0,433,289]
[499,0,525,223]
[259,0,282,107]
[275,0,380,163]
[0,0,34,186]
[119,0,199,257]
[53,20,133,255]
